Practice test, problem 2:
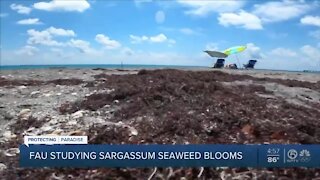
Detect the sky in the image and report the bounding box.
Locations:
[0,0,320,71]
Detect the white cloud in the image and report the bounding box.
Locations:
[17,18,42,25]
[95,34,121,49]
[177,0,245,16]
[10,4,32,14]
[218,10,263,30]
[309,30,320,39]
[258,45,320,71]
[50,48,71,58]
[26,27,75,46]
[33,0,90,12]
[150,33,167,43]
[270,48,297,57]
[300,16,320,27]
[69,39,93,53]
[0,13,8,18]
[155,10,165,24]
[27,29,64,46]
[253,1,312,23]
[244,43,264,59]
[130,33,175,44]
[301,45,320,64]
[16,46,39,56]
[130,35,149,44]
[46,27,76,36]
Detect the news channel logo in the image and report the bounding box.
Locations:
[286,149,311,163]
[266,148,312,164]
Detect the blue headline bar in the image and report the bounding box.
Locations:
[20,144,320,168]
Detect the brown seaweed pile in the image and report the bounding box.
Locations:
[1,69,320,179]
[0,77,84,87]
[62,70,320,144]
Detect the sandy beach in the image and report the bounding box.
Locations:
[1,68,320,179]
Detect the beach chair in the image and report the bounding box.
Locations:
[243,60,257,69]
[213,59,225,68]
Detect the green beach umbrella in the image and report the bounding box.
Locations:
[223,46,247,56]
[223,45,247,68]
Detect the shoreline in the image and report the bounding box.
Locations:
[0,64,208,71]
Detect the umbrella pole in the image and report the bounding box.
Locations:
[236,54,241,69]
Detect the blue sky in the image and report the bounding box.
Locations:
[0,0,320,70]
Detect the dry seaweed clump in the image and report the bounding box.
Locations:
[0,77,44,86]
[0,77,84,87]
[46,79,83,85]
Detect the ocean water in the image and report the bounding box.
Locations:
[0,64,207,70]
[0,64,319,74]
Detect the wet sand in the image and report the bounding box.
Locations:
[0,68,320,179]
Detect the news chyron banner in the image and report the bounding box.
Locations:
[20,136,320,167]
